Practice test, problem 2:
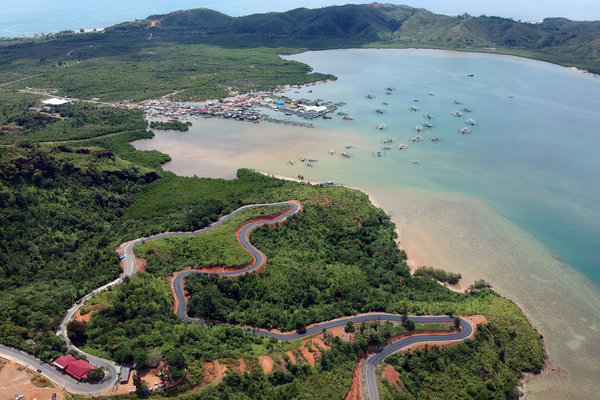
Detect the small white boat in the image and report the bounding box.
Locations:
[423,113,434,119]
[466,118,478,126]
[415,125,423,132]
[410,135,423,142]
[376,108,384,114]
[382,137,394,144]
[288,160,295,165]
[377,124,387,130]
[408,105,420,111]
[341,152,351,158]
[383,145,392,150]
[463,107,472,112]
[430,136,440,142]
[458,127,471,134]
[397,143,409,150]
[451,111,464,117]
[411,160,421,164]
[428,92,435,96]
[423,121,433,128]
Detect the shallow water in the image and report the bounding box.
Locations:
[134,49,600,398]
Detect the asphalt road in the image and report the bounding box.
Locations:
[1,200,474,399]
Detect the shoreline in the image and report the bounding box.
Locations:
[258,170,470,293]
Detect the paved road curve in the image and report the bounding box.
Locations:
[1,200,474,399]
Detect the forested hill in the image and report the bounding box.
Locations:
[105,3,600,72]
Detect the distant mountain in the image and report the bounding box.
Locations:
[106,3,600,72]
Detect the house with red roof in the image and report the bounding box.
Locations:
[53,354,96,380]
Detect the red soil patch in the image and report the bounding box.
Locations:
[258,356,274,374]
[311,336,331,351]
[234,358,246,375]
[285,351,296,364]
[381,364,402,390]
[73,304,103,322]
[147,18,164,28]
[201,360,227,386]
[464,315,488,338]
[136,258,147,273]
[298,343,316,366]
[353,218,363,227]
[344,351,366,400]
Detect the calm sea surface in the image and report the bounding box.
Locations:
[134,49,600,398]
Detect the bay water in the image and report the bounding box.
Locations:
[134,49,600,398]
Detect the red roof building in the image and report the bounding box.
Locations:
[53,354,96,380]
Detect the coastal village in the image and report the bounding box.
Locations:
[116,91,344,128]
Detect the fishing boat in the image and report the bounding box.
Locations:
[428,92,435,96]
[341,152,351,158]
[288,160,296,165]
[411,160,421,165]
[322,115,332,119]
[377,124,387,130]
[366,94,374,99]
[467,74,474,77]
[375,150,384,157]
[306,161,313,167]
[466,118,478,126]
[343,115,354,120]
[451,111,464,117]
[382,138,394,144]
[410,135,423,142]
[458,127,471,134]
[383,145,392,150]
[462,107,472,112]
[382,101,389,106]
[408,105,420,111]
[337,111,347,116]
[300,157,307,162]
[397,143,409,150]
[328,150,335,155]
[453,100,462,104]
[345,144,353,149]
[423,113,434,119]
[430,136,440,142]
[308,158,318,162]
[423,121,433,128]
[415,125,423,132]
[376,108,384,114]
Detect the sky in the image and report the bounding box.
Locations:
[1,1,599,38]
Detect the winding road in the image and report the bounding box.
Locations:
[0,200,475,398]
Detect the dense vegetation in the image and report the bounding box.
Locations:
[381,316,543,399]
[134,205,288,276]
[0,90,146,143]
[149,120,191,131]
[0,142,157,362]
[414,266,462,285]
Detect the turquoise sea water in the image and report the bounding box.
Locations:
[135,48,600,398]
[281,49,600,286]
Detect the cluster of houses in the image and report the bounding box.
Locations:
[115,92,341,128]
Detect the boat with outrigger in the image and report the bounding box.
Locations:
[376,108,384,114]
[408,105,420,111]
[410,135,423,142]
[430,136,440,142]
[382,137,394,144]
[288,160,296,165]
[397,143,409,150]
[423,121,433,128]
[423,113,434,119]
[451,111,464,117]
[411,160,421,165]
[466,118,478,126]
[377,124,387,130]
[458,127,472,134]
